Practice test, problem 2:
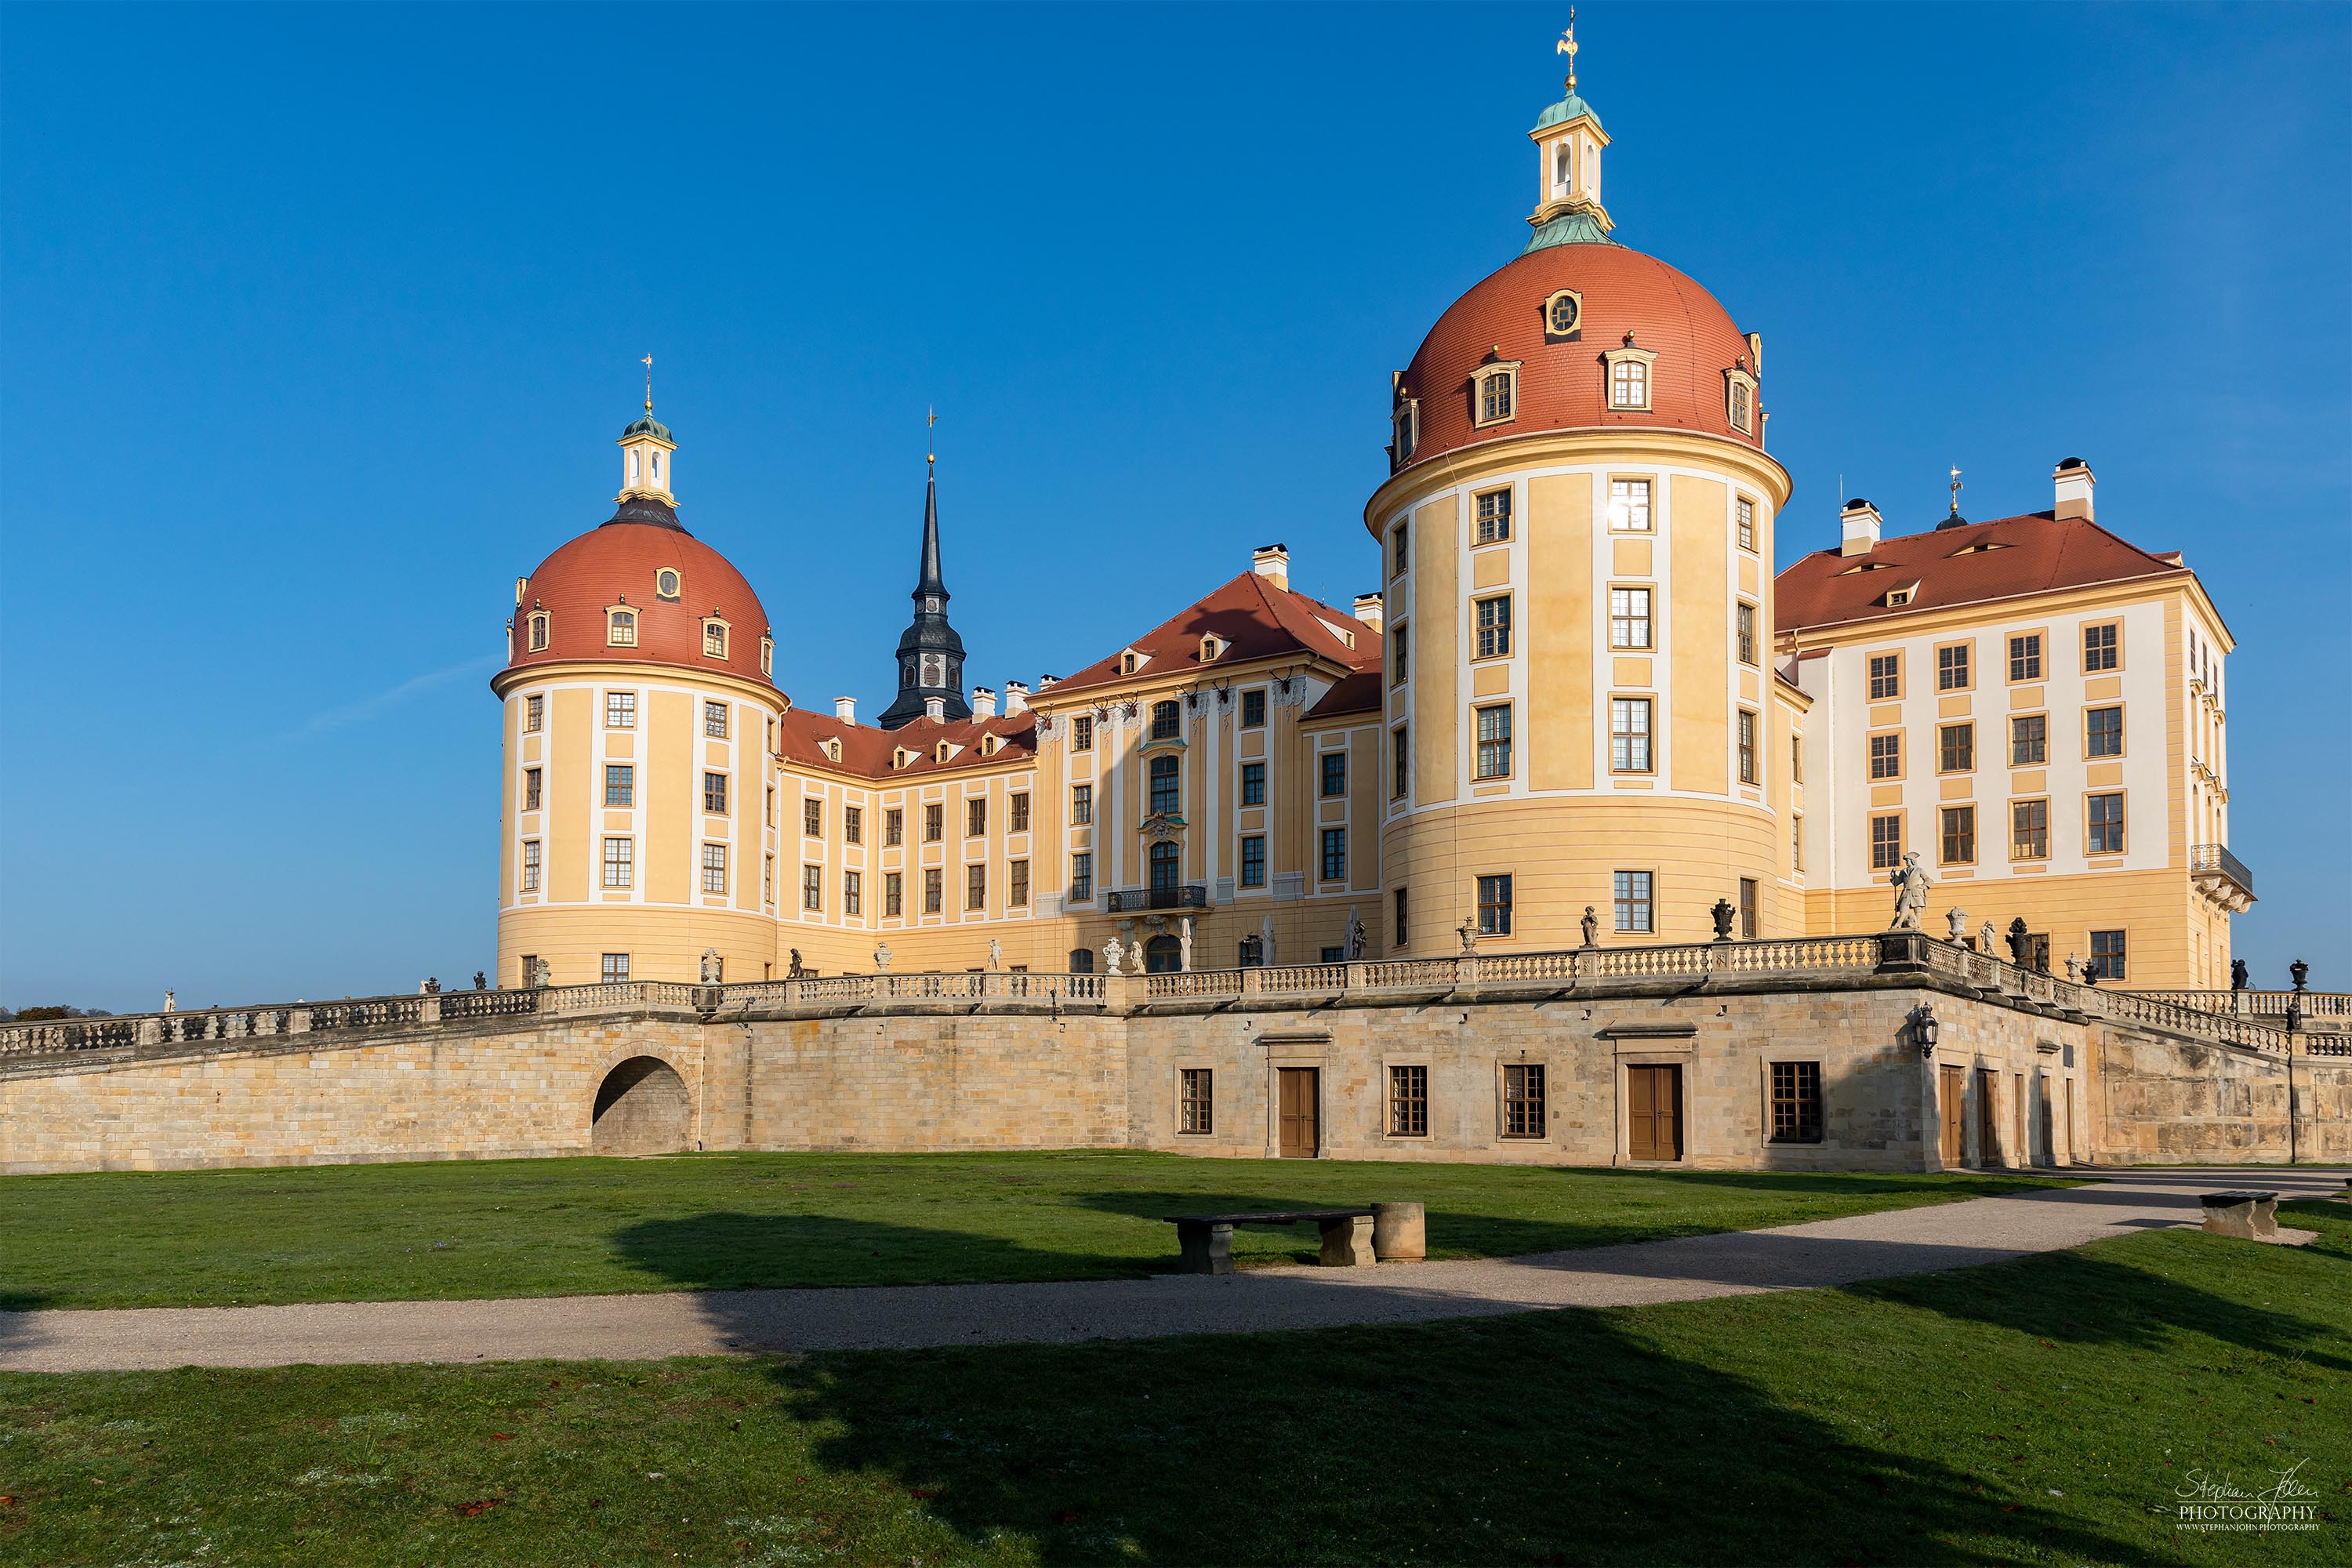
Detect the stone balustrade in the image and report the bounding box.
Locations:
[2121,989,2350,1033]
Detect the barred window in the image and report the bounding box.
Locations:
[1737,710,1758,785]
[1936,644,1970,691]
[524,767,543,811]
[1769,1062,1823,1143]
[1179,1068,1213,1134]
[605,691,635,728]
[885,808,904,847]
[2012,799,2049,860]
[1321,752,1347,797]
[2085,706,2123,758]
[2011,713,2047,765]
[2088,792,2126,854]
[604,764,634,807]
[1475,594,1512,659]
[1868,653,1900,699]
[1477,873,1513,936]
[2009,633,2043,682]
[1737,603,1758,666]
[704,772,728,814]
[1320,827,1347,882]
[601,953,630,982]
[1609,587,1651,649]
[521,840,541,893]
[1240,762,1265,806]
[801,864,822,911]
[966,862,987,910]
[1010,792,1030,832]
[2083,622,2118,673]
[1613,869,1653,933]
[844,806,862,845]
[524,693,544,731]
[2090,929,2127,982]
[1504,1063,1546,1138]
[703,700,728,738]
[602,837,634,888]
[1610,698,1653,773]
[1940,805,1976,866]
[1869,813,1902,869]
[1608,477,1652,531]
[1475,487,1512,543]
[1475,704,1512,779]
[1069,853,1092,902]
[925,804,944,841]
[1868,732,1902,779]
[884,871,903,917]
[702,843,728,894]
[1240,835,1266,888]
[1071,715,1094,751]
[1389,1065,1428,1137]
[843,869,862,916]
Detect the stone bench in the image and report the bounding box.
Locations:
[1165,1202,1425,1276]
[2198,1190,2279,1240]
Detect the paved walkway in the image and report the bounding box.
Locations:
[3,1168,2342,1374]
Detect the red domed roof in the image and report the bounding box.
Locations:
[507,506,778,691]
[1397,244,1760,470]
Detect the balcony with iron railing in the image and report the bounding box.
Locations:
[1106,883,1209,913]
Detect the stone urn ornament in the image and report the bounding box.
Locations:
[873,943,893,974]
[1457,917,1479,954]
[2006,917,2032,967]
[699,949,721,984]
[1710,898,1736,940]
[1946,908,1968,942]
[2290,958,2310,993]
[1103,938,1125,976]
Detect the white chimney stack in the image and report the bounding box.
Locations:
[1839,498,1882,558]
[924,696,946,722]
[1003,681,1029,716]
[2053,457,2096,522]
[1351,591,1385,633]
[1251,543,1290,590]
[971,686,998,720]
[833,695,857,725]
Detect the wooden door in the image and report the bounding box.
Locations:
[1277,1069,1319,1157]
[2063,1079,2076,1165]
[1938,1065,1965,1167]
[1976,1069,2001,1165]
[1628,1065,1682,1161]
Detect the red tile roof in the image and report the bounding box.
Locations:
[509,514,777,690]
[1773,511,2189,634]
[1305,670,1384,720]
[777,706,1038,782]
[1043,571,1381,699]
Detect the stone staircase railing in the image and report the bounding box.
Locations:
[2120,989,2350,1033]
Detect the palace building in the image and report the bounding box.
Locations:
[490,46,2245,997]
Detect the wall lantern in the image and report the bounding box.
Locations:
[1909,1001,1940,1058]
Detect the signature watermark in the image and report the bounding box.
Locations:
[2174,1460,2322,1533]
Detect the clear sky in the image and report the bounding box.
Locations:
[3,2,2347,1011]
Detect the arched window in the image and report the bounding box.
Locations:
[1144,933,1182,973]
[1068,946,1095,975]
[1149,840,1181,894]
[1150,700,1180,740]
[528,612,550,652]
[608,609,637,647]
[1149,754,1180,815]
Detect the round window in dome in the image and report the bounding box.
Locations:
[656,568,681,601]
[1544,289,1583,341]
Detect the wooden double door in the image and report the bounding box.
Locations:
[1939,1065,1966,1166]
[1627,1065,1682,1162]
[1277,1068,1319,1158]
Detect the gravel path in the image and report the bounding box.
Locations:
[4,1168,2341,1374]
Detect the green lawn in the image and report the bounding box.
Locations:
[0,1150,2074,1309]
[5,1203,2346,1566]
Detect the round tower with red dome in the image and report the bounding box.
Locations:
[1363,27,1800,954]
[491,395,788,989]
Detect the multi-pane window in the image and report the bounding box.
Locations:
[1736,496,1756,551]
[924,804,944,841]
[1938,723,1974,773]
[1867,653,1901,699]
[1392,886,1408,946]
[2090,929,2127,982]
[1736,603,1758,666]
[521,840,541,892]
[1240,834,1266,888]
[1070,784,1093,825]
[1730,379,1751,432]
[602,837,634,888]
[1940,805,1976,865]
[2085,706,2123,758]
[1149,755,1181,815]
[1610,698,1653,773]
[1737,710,1758,785]
[1791,736,1803,783]
[1613,869,1653,933]
[601,953,630,982]
[1739,877,1758,938]
[1178,1069,1213,1134]
[1008,859,1029,907]
[1869,814,1902,870]
[703,700,728,739]
[1868,732,1902,779]
[1937,644,1971,691]
[2009,633,2043,682]
[524,694,544,731]
[2087,793,2125,854]
[1010,793,1030,832]
[1476,705,1512,779]
[1609,357,1647,408]
[1390,622,1410,686]
[764,856,775,905]
[1769,1062,1823,1143]
[1321,752,1348,797]
[838,869,859,916]
[608,610,637,647]
[702,623,728,659]
[801,864,822,912]
[605,764,634,807]
[528,615,550,652]
[605,691,636,728]
[1240,690,1266,728]
[884,808,904,847]
[965,863,986,911]
[1478,366,1515,423]
[1503,1063,1547,1138]
[1791,816,1804,873]
[1070,715,1094,751]
[844,807,862,845]
[1392,522,1410,576]
[967,798,987,837]
[884,871,904,917]
[1391,727,1410,797]
[705,772,728,814]
[804,798,822,836]
[923,867,944,913]
[1069,853,1092,901]
[1240,762,1265,806]
[702,843,728,894]
[524,768,543,811]
[1608,478,1652,531]
[1477,873,1513,935]
[1389,1065,1428,1137]
[1150,701,1180,742]
[2083,623,2119,673]
[1320,827,1347,882]
[2012,799,2049,859]
[1609,587,1651,648]
[2010,714,2047,765]
[1475,488,1512,543]
[1475,594,1512,659]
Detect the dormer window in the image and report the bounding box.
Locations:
[1725,366,1758,434]
[1472,361,1520,429]
[656,568,681,600]
[980,735,1000,757]
[1120,649,1144,677]
[1392,398,1418,464]
[935,742,952,764]
[825,739,842,764]
[607,608,637,648]
[759,635,774,675]
[1885,583,1919,608]
[1602,339,1657,411]
[528,612,550,652]
[1543,289,1583,341]
[1199,633,1225,662]
[702,619,729,659]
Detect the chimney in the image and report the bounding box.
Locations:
[971,685,997,720]
[924,696,946,722]
[1251,543,1290,590]
[1003,681,1029,716]
[833,695,857,725]
[2053,457,2096,522]
[1351,591,1385,633]
[1839,498,1882,557]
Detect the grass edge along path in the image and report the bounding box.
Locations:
[0,1149,2078,1310]
[2,1203,2345,1566]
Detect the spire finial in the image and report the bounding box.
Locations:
[641,354,653,416]
[1949,463,1963,515]
[1557,9,1580,93]
[926,404,937,466]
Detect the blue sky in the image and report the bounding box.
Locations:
[3,2,2346,1009]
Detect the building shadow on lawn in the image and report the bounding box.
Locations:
[745,1306,2190,1568]
[609,1210,1167,1290]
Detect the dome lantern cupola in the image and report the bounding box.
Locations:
[616,354,677,507]
[1526,14,1615,252]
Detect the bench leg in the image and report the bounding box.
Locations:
[2201,1201,2257,1240]
[1372,1201,1426,1261]
[1178,1221,1234,1276]
[2252,1196,2279,1239]
[1319,1214,1376,1267]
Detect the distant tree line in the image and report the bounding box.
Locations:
[0,1006,115,1022]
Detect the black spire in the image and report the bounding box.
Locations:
[877,457,970,728]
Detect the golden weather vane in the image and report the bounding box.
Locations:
[1557,9,1580,93]
[927,405,937,465]
[1950,463,1964,512]
[641,354,654,415]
